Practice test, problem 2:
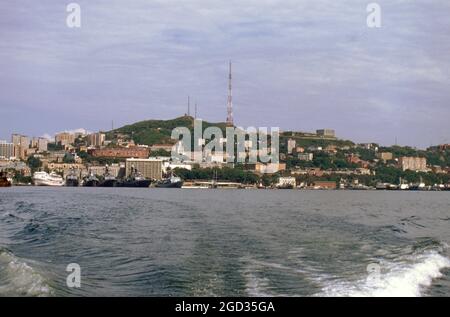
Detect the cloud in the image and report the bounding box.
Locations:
[0,0,449,148]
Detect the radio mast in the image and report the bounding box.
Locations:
[226,61,234,126]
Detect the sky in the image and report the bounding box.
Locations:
[0,0,449,149]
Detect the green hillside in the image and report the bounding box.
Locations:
[107,116,228,146]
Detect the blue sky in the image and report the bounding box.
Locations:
[0,0,449,148]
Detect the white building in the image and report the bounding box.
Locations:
[298,153,314,161]
[277,177,297,188]
[287,139,296,154]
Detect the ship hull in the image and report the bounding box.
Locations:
[34,180,64,186]
[155,181,183,188]
[0,179,11,187]
[65,179,79,187]
[100,179,118,187]
[117,180,151,188]
[83,180,100,187]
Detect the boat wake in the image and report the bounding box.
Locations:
[242,243,450,297]
[0,248,53,297]
[317,249,450,297]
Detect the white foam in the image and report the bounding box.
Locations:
[317,251,450,297]
[0,249,53,297]
[241,257,287,297]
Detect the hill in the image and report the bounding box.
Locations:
[107,116,228,146]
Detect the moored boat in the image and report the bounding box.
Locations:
[0,172,12,187]
[117,166,151,188]
[155,175,183,188]
[100,166,118,187]
[33,171,65,186]
[83,172,100,187]
[65,168,79,187]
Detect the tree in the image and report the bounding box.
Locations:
[63,153,75,163]
[27,156,42,170]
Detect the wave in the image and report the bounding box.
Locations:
[0,248,54,297]
[317,249,450,297]
[241,241,450,297]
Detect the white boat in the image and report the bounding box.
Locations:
[33,171,65,186]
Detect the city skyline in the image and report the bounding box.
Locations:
[1,1,450,148]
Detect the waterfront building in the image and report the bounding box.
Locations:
[125,158,163,180]
[312,181,337,189]
[277,177,297,188]
[92,147,150,159]
[46,163,86,177]
[399,156,427,172]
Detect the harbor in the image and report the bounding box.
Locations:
[3,168,450,191]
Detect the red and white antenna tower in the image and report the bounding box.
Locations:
[226,61,234,126]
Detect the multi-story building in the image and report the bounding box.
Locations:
[11,134,30,160]
[399,157,427,172]
[298,153,314,161]
[55,132,75,147]
[0,160,30,176]
[312,181,337,189]
[277,176,297,188]
[12,134,29,148]
[88,132,105,147]
[0,141,15,159]
[307,145,323,152]
[31,137,48,152]
[316,129,335,138]
[358,143,378,151]
[46,163,86,177]
[91,147,150,159]
[377,152,393,162]
[254,162,286,174]
[125,158,162,180]
[324,145,338,154]
[287,139,296,154]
